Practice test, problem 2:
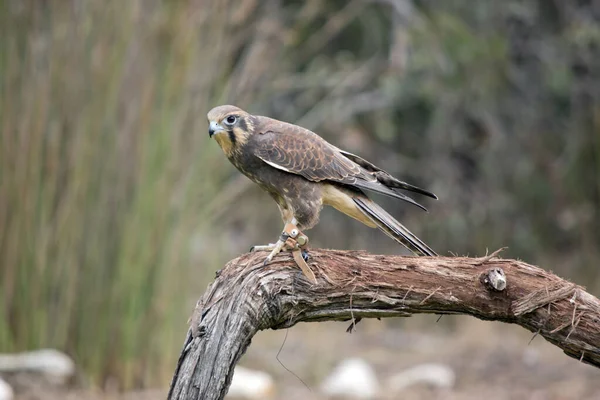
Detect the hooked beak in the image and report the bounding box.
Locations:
[208,121,224,138]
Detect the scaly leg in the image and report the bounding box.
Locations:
[249,243,278,252]
[249,233,289,265]
[249,222,315,282]
[249,239,290,265]
[250,218,310,265]
[263,238,287,265]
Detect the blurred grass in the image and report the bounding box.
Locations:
[1,0,599,390]
[0,0,390,388]
[0,0,260,387]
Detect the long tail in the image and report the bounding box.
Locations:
[353,196,437,256]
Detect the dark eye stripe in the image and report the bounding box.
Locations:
[228,130,237,146]
[237,118,247,132]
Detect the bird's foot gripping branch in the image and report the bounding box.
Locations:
[169,250,600,400]
[250,221,316,282]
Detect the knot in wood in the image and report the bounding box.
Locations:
[254,283,284,330]
[481,267,507,292]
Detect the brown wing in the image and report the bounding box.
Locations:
[252,116,433,211]
[253,117,371,185]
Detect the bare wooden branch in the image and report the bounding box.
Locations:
[167,250,600,400]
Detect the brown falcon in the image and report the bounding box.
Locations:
[207,105,437,264]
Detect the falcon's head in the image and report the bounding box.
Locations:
[207,105,255,156]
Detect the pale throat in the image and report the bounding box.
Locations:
[213,131,235,156]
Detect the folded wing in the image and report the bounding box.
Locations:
[253,117,436,211]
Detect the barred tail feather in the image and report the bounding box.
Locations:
[353,197,437,256]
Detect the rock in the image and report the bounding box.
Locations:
[386,363,455,393]
[226,366,275,399]
[0,377,13,400]
[0,349,75,385]
[320,358,379,399]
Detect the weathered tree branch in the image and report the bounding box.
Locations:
[167,250,600,400]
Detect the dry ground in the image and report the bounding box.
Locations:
[10,316,600,400]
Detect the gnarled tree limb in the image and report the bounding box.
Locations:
[167,250,600,400]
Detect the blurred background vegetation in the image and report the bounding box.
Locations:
[1,0,599,392]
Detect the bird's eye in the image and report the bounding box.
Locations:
[225,115,237,125]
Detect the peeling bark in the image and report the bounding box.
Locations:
[167,250,600,400]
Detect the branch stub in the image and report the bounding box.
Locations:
[481,267,507,291]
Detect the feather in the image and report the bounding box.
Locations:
[352,180,428,212]
[339,150,438,199]
[353,197,437,256]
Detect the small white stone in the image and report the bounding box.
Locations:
[0,377,13,400]
[320,358,379,399]
[386,363,455,393]
[0,349,75,385]
[227,366,275,399]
